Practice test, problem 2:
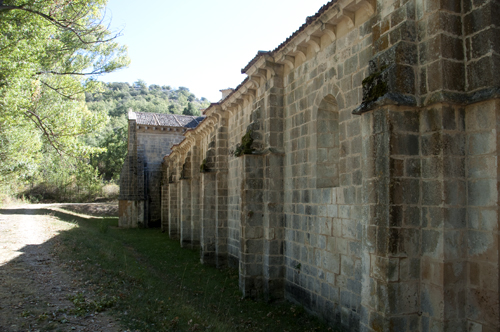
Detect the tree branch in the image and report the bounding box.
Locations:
[24,109,64,156]
[40,80,83,100]
[0,3,117,45]
[37,70,106,76]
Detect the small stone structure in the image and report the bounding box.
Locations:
[121,0,500,330]
[118,111,204,227]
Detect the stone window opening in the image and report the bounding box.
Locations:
[316,94,339,188]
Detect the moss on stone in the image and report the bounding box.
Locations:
[233,130,255,157]
[199,159,209,173]
[362,65,389,103]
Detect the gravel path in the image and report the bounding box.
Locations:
[0,205,121,332]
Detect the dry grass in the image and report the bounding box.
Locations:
[101,183,119,199]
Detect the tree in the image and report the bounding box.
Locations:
[90,125,127,181]
[0,0,129,185]
[182,102,198,116]
[168,104,177,114]
[134,79,147,90]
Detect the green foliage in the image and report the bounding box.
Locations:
[199,159,209,173]
[362,65,389,103]
[86,81,208,118]
[21,151,104,202]
[82,81,210,184]
[182,102,198,116]
[90,124,128,181]
[233,130,255,157]
[68,292,117,316]
[0,0,129,189]
[0,1,211,196]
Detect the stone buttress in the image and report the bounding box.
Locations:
[157,1,500,331]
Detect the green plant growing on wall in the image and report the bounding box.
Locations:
[199,159,209,173]
[361,65,389,103]
[180,163,189,179]
[233,130,255,157]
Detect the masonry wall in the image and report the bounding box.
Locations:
[227,101,259,268]
[160,0,500,331]
[119,118,144,228]
[282,17,369,331]
[137,130,184,227]
[227,156,242,267]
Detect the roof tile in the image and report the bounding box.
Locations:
[135,112,205,129]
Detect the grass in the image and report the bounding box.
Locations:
[52,215,340,332]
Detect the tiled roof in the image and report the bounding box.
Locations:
[135,112,205,129]
[175,115,205,129]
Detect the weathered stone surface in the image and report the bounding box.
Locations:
[121,1,500,331]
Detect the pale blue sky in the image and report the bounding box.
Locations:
[101,0,330,102]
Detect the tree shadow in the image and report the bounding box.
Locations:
[0,207,107,222]
[0,206,119,331]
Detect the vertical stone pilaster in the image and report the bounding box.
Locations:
[216,170,228,267]
[179,154,192,248]
[161,184,169,231]
[239,154,265,297]
[261,64,286,300]
[464,99,500,332]
[201,137,217,265]
[190,146,201,248]
[262,152,285,300]
[118,115,145,227]
[168,180,179,239]
[359,104,479,332]
[216,120,229,268]
[180,178,192,248]
[463,0,500,94]
[201,171,216,265]
[168,159,180,239]
[359,108,392,332]
[386,107,423,331]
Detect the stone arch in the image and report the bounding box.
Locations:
[315,94,339,188]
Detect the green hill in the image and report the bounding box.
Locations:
[85,81,210,181]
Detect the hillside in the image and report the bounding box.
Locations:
[85,81,210,181]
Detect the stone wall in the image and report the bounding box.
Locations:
[159,0,500,331]
[119,112,188,228]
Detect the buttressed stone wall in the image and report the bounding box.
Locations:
[119,111,204,228]
[136,0,500,330]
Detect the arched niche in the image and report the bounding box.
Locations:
[316,94,339,188]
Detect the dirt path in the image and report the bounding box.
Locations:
[0,204,122,332]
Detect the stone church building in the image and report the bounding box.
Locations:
[119,111,204,227]
[120,0,500,331]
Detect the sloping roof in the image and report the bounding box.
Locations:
[174,115,205,128]
[134,112,205,129]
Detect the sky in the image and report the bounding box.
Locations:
[100,0,330,102]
